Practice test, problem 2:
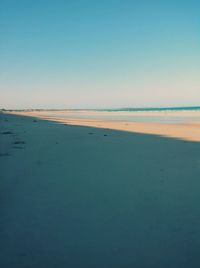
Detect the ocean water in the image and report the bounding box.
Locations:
[100,106,200,112]
[43,106,200,124]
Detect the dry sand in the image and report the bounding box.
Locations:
[1,113,200,267]
[9,110,200,142]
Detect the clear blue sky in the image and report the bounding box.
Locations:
[0,0,199,109]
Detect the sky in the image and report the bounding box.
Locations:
[0,0,199,109]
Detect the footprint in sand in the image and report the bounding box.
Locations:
[0,153,10,157]
[13,141,26,145]
[1,131,13,135]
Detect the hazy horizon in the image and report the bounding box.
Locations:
[1,0,200,109]
[0,105,200,111]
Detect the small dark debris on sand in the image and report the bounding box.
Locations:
[1,131,13,135]
[104,134,108,136]
[13,141,26,145]
[0,153,10,157]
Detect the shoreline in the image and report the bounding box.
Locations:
[7,111,200,142]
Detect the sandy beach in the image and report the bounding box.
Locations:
[1,112,200,267]
[10,110,200,142]
[2,0,200,266]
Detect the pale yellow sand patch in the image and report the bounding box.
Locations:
[8,111,200,142]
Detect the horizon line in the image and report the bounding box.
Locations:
[1,105,200,112]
